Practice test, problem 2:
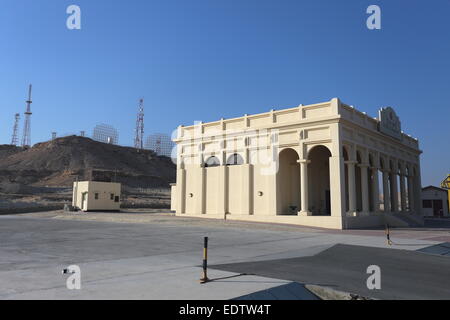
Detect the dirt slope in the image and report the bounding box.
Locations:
[0,136,176,188]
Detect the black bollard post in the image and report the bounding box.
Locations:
[386,224,392,246]
[200,236,210,284]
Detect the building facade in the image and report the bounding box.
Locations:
[421,186,449,217]
[171,98,423,229]
[72,181,121,212]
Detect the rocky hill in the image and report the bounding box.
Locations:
[0,136,176,191]
[0,145,22,159]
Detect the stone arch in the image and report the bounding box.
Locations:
[307,144,332,158]
[226,153,244,166]
[277,148,300,215]
[308,145,332,216]
[204,156,220,167]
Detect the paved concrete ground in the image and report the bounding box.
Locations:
[0,211,448,299]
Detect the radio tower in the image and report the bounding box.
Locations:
[21,84,33,148]
[11,113,20,146]
[155,136,161,155]
[134,98,144,149]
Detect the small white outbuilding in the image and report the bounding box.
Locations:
[421,186,449,217]
[72,181,121,212]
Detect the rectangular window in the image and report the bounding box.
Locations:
[114,196,119,203]
[95,193,99,200]
[110,194,114,200]
[422,200,432,208]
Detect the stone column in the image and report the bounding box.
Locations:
[298,159,311,216]
[359,163,370,214]
[329,155,346,218]
[407,175,415,213]
[241,164,253,215]
[399,173,407,212]
[382,170,390,212]
[267,144,278,216]
[195,165,206,215]
[390,172,399,212]
[345,161,357,216]
[176,168,186,214]
[217,151,228,217]
[371,167,380,213]
[413,167,422,215]
[418,166,423,216]
[241,147,252,215]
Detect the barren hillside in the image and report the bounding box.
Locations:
[0,136,176,189]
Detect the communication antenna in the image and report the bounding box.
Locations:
[134,98,144,149]
[11,113,20,146]
[21,84,33,148]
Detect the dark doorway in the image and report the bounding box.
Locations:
[325,190,331,216]
[277,148,300,215]
[433,200,443,217]
[308,145,331,216]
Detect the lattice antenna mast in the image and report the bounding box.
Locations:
[155,136,161,155]
[134,98,144,149]
[11,113,20,146]
[21,84,33,148]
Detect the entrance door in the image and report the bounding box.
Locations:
[81,192,88,211]
[433,200,443,217]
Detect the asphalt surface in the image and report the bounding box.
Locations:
[233,282,320,300]
[418,242,450,257]
[211,244,450,299]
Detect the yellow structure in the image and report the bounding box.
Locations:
[171,98,423,229]
[441,174,450,212]
[72,181,121,212]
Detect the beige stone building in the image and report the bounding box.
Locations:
[170,98,423,229]
[72,181,121,212]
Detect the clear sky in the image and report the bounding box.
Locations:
[1,0,449,186]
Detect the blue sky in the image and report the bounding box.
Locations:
[1,0,449,186]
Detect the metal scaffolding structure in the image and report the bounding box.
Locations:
[21,84,33,148]
[134,98,145,149]
[145,133,174,157]
[10,113,20,146]
[92,124,119,145]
